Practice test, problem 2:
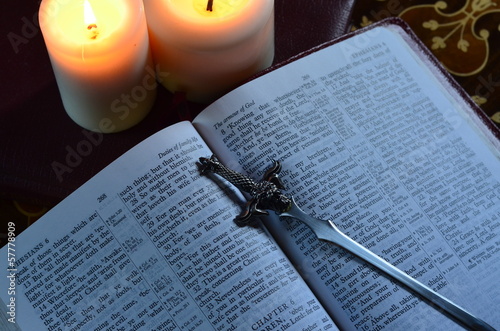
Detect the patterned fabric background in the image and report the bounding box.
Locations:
[350,0,500,126]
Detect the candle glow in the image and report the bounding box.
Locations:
[84,0,99,40]
[143,0,274,103]
[39,0,156,133]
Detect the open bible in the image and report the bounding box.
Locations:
[2,19,499,330]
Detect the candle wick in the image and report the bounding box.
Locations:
[206,0,213,11]
[87,24,99,40]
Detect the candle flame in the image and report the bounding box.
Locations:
[83,0,99,39]
[84,1,97,26]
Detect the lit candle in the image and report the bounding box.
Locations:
[39,0,157,133]
[143,0,274,103]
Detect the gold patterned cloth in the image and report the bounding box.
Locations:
[351,0,500,127]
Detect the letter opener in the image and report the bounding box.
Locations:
[199,155,495,331]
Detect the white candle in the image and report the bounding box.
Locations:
[39,0,157,133]
[143,0,274,103]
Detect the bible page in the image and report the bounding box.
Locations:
[193,23,500,330]
[0,121,335,331]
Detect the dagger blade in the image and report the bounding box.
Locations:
[198,155,495,330]
[281,197,495,331]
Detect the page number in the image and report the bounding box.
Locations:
[97,193,107,203]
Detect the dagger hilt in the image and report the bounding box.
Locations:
[199,155,292,225]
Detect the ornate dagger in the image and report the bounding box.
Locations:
[198,155,495,331]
